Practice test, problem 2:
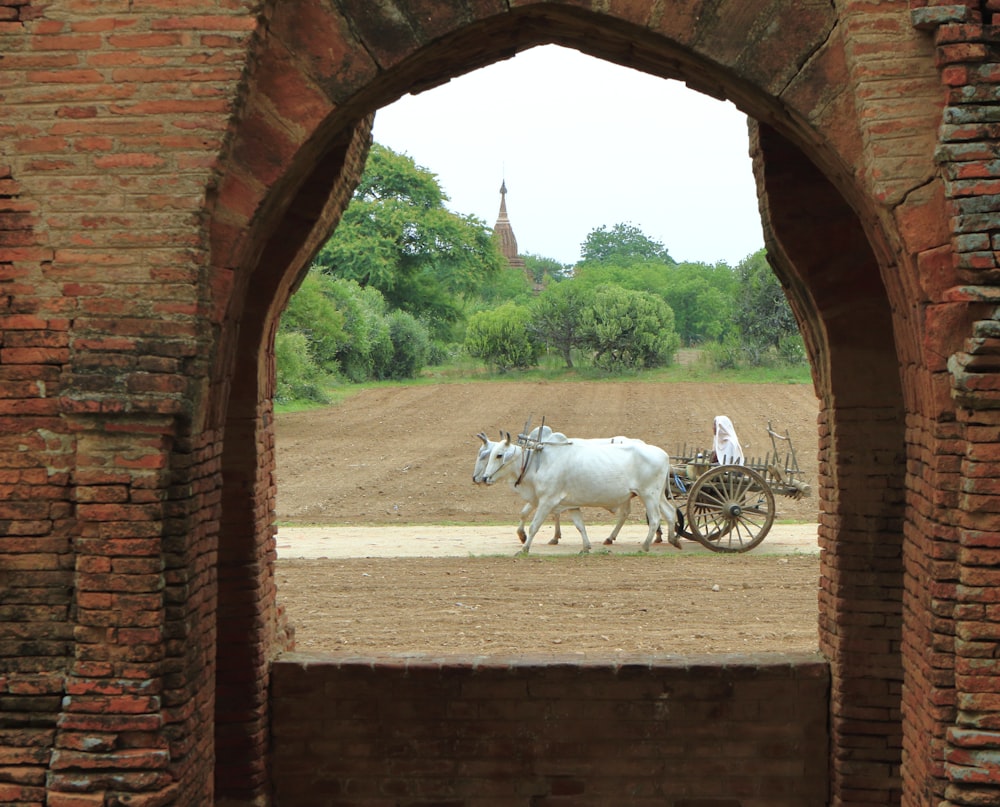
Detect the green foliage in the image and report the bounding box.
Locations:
[473,264,534,307]
[312,143,506,340]
[274,141,807,403]
[274,330,330,404]
[733,250,798,355]
[280,273,433,386]
[703,333,744,370]
[660,269,734,345]
[523,253,572,285]
[383,309,431,380]
[778,333,807,365]
[572,258,738,348]
[464,303,539,372]
[579,222,676,266]
[279,272,349,373]
[312,278,382,382]
[579,285,680,372]
[572,260,670,296]
[528,282,594,368]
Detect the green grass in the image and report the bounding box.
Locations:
[417,349,813,385]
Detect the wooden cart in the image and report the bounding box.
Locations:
[669,422,811,553]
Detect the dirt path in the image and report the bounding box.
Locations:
[276,522,819,558]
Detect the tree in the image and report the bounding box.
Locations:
[579,285,680,372]
[523,253,572,285]
[312,143,506,340]
[660,271,732,345]
[277,271,348,375]
[734,250,799,357]
[464,303,539,372]
[579,222,676,266]
[528,282,594,368]
[274,330,329,404]
[474,264,534,307]
[383,310,430,380]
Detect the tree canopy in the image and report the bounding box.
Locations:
[310,143,506,339]
[579,222,676,266]
[734,250,799,353]
[276,148,806,403]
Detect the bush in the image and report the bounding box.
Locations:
[275,331,330,404]
[703,331,809,371]
[703,335,743,370]
[383,310,431,379]
[778,333,807,365]
[426,339,453,366]
[529,282,594,368]
[361,285,394,380]
[579,285,680,372]
[464,303,539,372]
[278,271,348,375]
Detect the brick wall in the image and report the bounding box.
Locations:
[2,0,1000,804]
[271,652,830,807]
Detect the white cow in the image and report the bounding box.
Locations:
[474,431,567,545]
[479,434,679,553]
[473,429,640,547]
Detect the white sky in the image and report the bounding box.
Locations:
[371,44,764,268]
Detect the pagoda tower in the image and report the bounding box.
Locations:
[492,181,530,283]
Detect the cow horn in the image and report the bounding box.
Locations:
[476,432,488,444]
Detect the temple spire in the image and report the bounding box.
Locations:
[491,179,532,287]
[498,180,510,221]
[492,180,519,262]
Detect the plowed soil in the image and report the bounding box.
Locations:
[275,380,823,656]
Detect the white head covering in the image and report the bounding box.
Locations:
[713,415,744,465]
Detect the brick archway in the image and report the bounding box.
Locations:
[2,2,997,806]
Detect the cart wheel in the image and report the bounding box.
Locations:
[685,465,775,552]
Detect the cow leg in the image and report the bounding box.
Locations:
[603,501,632,545]
[548,514,562,545]
[565,509,592,553]
[516,501,534,544]
[661,496,681,549]
[522,500,558,553]
[639,491,664,552]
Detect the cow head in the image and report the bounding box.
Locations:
[472,432,494,484]
[480,433,518,486]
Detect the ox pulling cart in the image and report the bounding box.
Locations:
[669,421,811,553]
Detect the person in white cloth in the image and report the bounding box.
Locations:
[711,415,745,465]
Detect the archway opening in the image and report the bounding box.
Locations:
[270,45,823,660]
[207,6,910,802]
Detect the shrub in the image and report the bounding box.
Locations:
[528,282,594,368]
[579,285,680,372]
[383,310,431,379]
[464,303,539,372]
[275,330,330,404]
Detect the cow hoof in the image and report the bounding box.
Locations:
[547,537,559,545]
[668,536,682,549]
[602,538,614,546]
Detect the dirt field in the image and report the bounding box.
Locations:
[275,380,823,656]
